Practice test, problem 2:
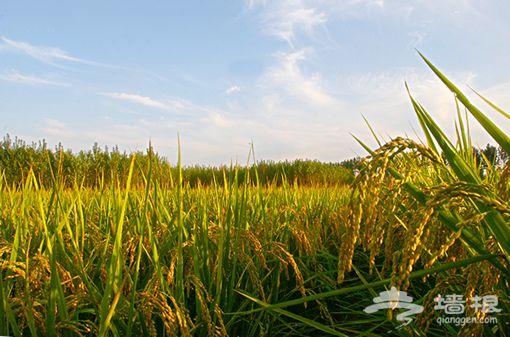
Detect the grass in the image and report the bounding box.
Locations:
[0,55,508,336]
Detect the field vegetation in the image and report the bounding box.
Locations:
[0,56,508,336]
[0,136,356,189]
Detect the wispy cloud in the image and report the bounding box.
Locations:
[247,0,480,52]
[261,49,339,108]
[101,92,169,109]
[40,118,74,138]
[200,112,236,128]
[0,36,101,66]
[101,91,223,116]
[225,85,241,95]
[248,1,327,47]
[0,70,68,86]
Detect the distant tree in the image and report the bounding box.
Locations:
[472,143,508,168]
[340,156,362,170]
[0,135,357,188]
[481,144,498,166]
[498,145,509,164]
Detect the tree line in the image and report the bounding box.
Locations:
[0,135,357,188]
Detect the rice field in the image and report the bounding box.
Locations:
[0,57,508,336]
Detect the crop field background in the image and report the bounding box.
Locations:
[0,58,509,336]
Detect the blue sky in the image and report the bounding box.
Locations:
[1,0,509,165]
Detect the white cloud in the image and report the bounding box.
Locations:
[40,118,74,138]
[201,112,235,128]
[261,49,339,109]
[101,91,226,118]
[246,0,485,52]
[248,1,327,47]
[0,70,68,86]
[225,85,241,95]
[0,36,100,66]
[101,92,169,109]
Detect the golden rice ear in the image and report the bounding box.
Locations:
[272,242,306,300]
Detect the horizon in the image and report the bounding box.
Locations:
[1,1,509,165]
[1,133,362,167]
